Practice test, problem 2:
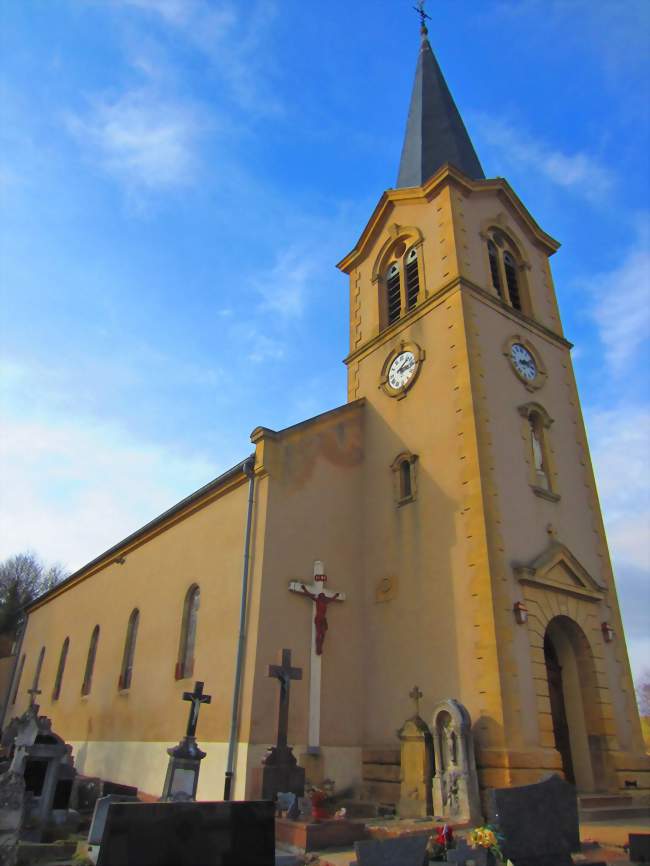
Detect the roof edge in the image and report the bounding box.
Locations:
[26,457,252,613]
[337,166,560,273]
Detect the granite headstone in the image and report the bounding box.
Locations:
[353,834,428,866]
[88,794,140,846]
[96,800,274,866]
[629,833,650,863]
[489,774,579,866]
[446,838,491,865]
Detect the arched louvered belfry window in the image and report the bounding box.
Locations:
[119,609,139,691]
[487,240,503,298]
[503,251,522,311]
[405,247,420,310]
[176,585,200,680]
[11,653,26,704]
[52,637,69,701]
[82,625,100,696]
[386,263,401,326]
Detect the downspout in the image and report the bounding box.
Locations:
[224,456,256,800]
[0,613,28,731]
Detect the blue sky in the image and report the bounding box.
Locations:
[1,1,648,680]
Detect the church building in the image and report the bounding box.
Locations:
[3,18,648,807]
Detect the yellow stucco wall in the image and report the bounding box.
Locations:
[6,167,649,804]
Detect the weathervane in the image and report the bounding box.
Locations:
[413,0,431,33]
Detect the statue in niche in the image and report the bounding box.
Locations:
[431,699,482,825]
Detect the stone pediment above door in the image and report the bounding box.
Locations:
[513,541,606,602]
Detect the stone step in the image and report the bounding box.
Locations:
[579,794,635,809]
[17,841,77,865]
[579,803,650,822]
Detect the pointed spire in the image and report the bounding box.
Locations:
[397,18,485,188]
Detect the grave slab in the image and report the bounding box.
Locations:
[353,833,429,866]
[275,817,368,852]
[629,833,650,863]
[96,800,274,866]
[489,774,580,866]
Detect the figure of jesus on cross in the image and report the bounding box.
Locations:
[289,561,345,751]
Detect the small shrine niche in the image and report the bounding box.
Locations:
[431,698,482,825]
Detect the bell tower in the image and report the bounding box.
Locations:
[337,13,649,796]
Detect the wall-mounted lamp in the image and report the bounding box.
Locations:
[514,601,529,625]
[601,621,615,643]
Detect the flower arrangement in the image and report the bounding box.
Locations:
[427,823,454,860]
[468,824,509,864]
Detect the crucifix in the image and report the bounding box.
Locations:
[289,560,346,751]
[182,680,212,739]
[268,648,303,752]
[27,686,41,711]
[410,685,423,717]
[413,0,431,32]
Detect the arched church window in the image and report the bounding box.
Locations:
[386,263,401,325]
[119,609,139,691]
[176,585,200,680]
[391,452,418,505]
[503,251,522,311]
[82,625,100,696]
[405,247,420,310]
[52,637,69,701]
[400,458,412,500]
[487,240,502,298]
[11,653,26,704]
[32,645,46,694]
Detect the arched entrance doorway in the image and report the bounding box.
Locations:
[544,616,605,792]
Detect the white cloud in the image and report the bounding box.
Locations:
[117,0,280,114]
[66,88,201,193]
[251,246,318,320]
[473,114,614,204]
[587,218,650,375]
[587,405,650,573]
[0,413,217,573]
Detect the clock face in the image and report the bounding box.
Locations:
[511,343,537,381]
[388,351,417,390]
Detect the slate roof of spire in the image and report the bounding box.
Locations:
[397,28,485,187]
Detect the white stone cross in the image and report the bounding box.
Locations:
[289,560,346,751]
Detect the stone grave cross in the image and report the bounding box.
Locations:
[409,685,423,717]
[268,649,302,751]
[28,686,42,711]
[182,681,211,738]
[288,560,345,750]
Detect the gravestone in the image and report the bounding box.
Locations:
[446,838,491,865]
[0,770,25,866]
[629,833,650,863]
[397,685,434,818]
[96,800,274,866]
[88,794,140,851]
[353,833,429,866]
[3,697,77,842]
[162,681,212,801]
[489,774,597,866]
[260,649,305,800]
[431,699,481,825]
[276,792,297,817]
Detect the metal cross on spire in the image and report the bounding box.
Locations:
[413,0,431,33]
